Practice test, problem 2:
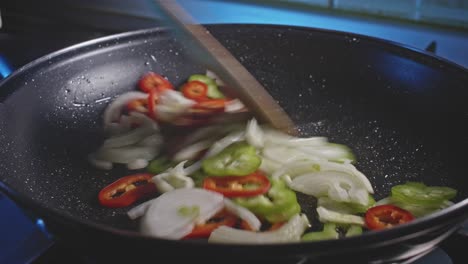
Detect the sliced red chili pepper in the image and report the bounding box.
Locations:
[240,220,255,231]
[365,204,415,230]
[184,209,238,239]
[98,173,157,208]
[193,99,227,112]
[181,80,208,102]
[138,72,174,93]
[147,88,158,120]
[202,171,271,198]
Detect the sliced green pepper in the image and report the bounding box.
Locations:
[202,142,261,176]
[391,182,457,206]
[344,225,363,237]
[379,196,451,217]
[302,223,339,241]
[234,179,301,223]
[188,74,225,99]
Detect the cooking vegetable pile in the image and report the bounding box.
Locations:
[90,71,457,244]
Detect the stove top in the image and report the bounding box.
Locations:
[0,1,466,263]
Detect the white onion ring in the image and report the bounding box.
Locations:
[127,159,149,170]
[223,199,261,231]
[87,153,113,170]
[204,130,245,158]
[173,139,214,162]
[140,188,224,239]
[245,118,264,149]
[103,91,148,130]
[102,125,157,149]
[127,199,155,220]
[94,145,159,164]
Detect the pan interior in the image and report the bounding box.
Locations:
[0,25,467,231]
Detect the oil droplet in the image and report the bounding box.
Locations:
[95,97,111,103]
[72,101,86,107]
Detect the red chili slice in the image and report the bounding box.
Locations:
[184,209,238,239]
[192,99,227,112]
[365,204,415,230]
[147,88,158,120]
[98,173,157,208]
[138,72,174,93]
[202,171,271,198]
[181,80,208,102]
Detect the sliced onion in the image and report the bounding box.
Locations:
[225,99,246,113]
[127,159,149,170]
[262,146,311,164]
[127,199,155,220]
[151,161,195,193]
[271,159,373,194]
[271,160,321,180]
[140,188,224,240]
[94,145,159,164]
[316,161,374,194]
[375,197,393,206]
[179,125,222,146]
[203,130,245,158]
[155,90,196,121]
[156,104,184,122]
[87,153,113,170]
[223,199,261,231]
[289,170,369,205]
[103,91,148,129]
[161,89,196,106]
[173,139,214,162]
[318,197,358,214]
[298,144,354,163]
[245,118,264,149]
[316,206,364,226]
[152,175,175,193]
[128,111,157,125]
[208,214,310,244]
[263,128,328,147]
[184,161,202,175]
[106,115,132,136]
[136,134,164,148]
[102,125,157,149]
[259,156,283,175]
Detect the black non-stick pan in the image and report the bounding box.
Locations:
[0,24,467,264]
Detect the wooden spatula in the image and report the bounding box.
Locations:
[154,0,297,135]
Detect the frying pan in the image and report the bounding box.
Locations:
[0,24,467,264]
